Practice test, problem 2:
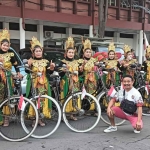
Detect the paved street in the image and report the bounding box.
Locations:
[0,116,150,150]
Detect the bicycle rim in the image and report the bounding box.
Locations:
[0,96,38,142]
[22,95,61,139]
[63,92,101,133]
[98,91,126,126]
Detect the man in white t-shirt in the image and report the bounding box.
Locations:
[104,75,143,133]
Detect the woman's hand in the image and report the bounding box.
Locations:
[17,72,23,78]
[79,65,83,72]
[49,60,55,70]
[28,58,33,66]
[0,57,4,63]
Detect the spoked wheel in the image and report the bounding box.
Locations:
[0,96,38,142]
[97,91,125,126]
[63,92,101,133]
[22,95,61,139]
[138,87,150,116]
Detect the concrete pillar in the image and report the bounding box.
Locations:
[113,32,120,42]
[133,34,138,57]
[19,18,25,49]
[66,27,72,37]
[37,24,43,47]
[138,30,143,64]
[3,22,9,29]
[89,25,93,37]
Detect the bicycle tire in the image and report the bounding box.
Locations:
[63,92,101,133]
[0,96,38,142]
[97,91,126,126]
[22,95,61,139]
[137,86,150,117]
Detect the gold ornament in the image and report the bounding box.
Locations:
[108,42,115,52]
[30,36,43,52]
[65,37,75,51]
[83,39,92,53]
[146,45,150,54]
[0,29,10,43]
[123,45,131,54]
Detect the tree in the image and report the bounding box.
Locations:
[98,0,108,38]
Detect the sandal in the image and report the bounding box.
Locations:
[38,119,45,127]
[93,113,98,117]
[70,115,77,121]
[32,120,36,128]
[3,117,9,127]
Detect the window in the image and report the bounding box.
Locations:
[105,31,114,37]
[43,26,66,34]
[25,24,37,32]
[120,33,133,38]
[9,23,19,30]
[109,0,116,6]
[72,28,89,35]
[0,22,3,29]
[121,0,130,8]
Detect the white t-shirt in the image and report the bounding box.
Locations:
[114,87,143,107]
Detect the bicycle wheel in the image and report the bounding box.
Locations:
[97,91,125,126]
[63,92,101,133]
[138,86,150,116]
[0,96,38,142]
[22,95,61,139]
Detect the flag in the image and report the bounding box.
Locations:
[120,83,124,90]
[18,95,25,111]
[37,97,41,109]
[144,32,149,51]
[144,32,149,61]
[145,85,149,95]
[108,86,117,98]
[81,85,86,99]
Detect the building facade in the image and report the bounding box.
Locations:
[0,0,149,62]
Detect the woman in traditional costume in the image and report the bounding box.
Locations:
[60,37,81,121]
[142,45,150,110]
[26,37,55,127]
[78,39,99,112]
[104,42,121,87]
[0,29,22,126]
[121,45,137,79]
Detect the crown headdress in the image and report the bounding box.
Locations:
[0,29,10,43]
[123,45,131,54]
[30,36,42,52]
[146,45,150,53]
[108,42,115,52]
[83,39,92,52]
[65,37,74,51]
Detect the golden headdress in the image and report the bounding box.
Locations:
[83,39,92,53]
[0,29,10,43]
[123,45,131,54]
[65,37,75,51]
[30,36,43,52]
[146,45,150,54]
[108,42,115,52]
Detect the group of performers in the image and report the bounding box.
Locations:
[0,28,150,127]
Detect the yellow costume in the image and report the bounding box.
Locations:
[78,39,97,110]
[0,29,20,124]
[122,45,137,78]
[27,37,52,118]
[60,37,81,112]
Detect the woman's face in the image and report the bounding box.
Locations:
[66,49,74,59]
[84,49,92,58]
[1,42,9,52]
[33,47,43,58]
[126,52,132,60]
[108,51,115,59]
